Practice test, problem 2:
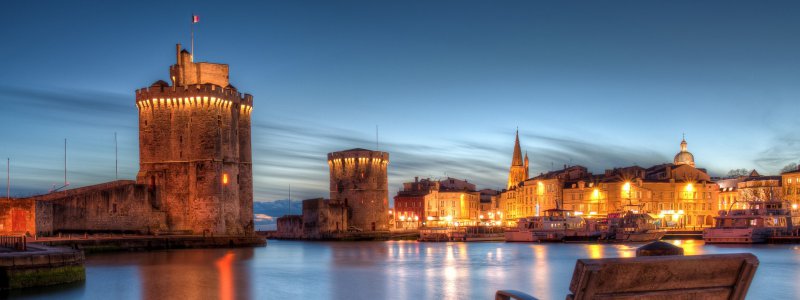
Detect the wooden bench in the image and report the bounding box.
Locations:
[496,253,758,300]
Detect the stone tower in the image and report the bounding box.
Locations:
[507,130,528,189]
[328,148,389,231]
[135,44,254,235]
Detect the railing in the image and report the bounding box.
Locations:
[0,235,26,251]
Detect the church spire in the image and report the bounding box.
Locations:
[507,129,526,189]
[511,129,523,166]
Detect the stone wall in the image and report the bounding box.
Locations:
[23,181,166,235]
[302,198,347,239]
[275,215,303,239]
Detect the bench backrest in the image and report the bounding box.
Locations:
[567,253,758,300]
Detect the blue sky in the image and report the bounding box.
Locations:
[1,1,799,201]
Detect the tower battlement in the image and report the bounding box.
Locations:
[327,149,389,167]
[135,83,253,113]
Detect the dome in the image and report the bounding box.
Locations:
[673,138,695,167]
[674,151,695,166]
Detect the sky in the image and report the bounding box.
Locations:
[1,1,799,202]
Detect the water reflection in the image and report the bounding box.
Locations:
[8,240,800,299]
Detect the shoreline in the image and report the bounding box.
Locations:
[30,235,267,254]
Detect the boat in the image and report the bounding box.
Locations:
[703,201,799,244]
[505,209,602,242]
[602,211,666,242]
[450,226,505,242]
[418,227,453,242]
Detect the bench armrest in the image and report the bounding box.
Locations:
[495,290,539,300]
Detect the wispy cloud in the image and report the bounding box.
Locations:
[252,117,680,202]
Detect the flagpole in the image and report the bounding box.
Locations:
[6,158,9,199]
[115,132,118,180]
[190,13,194,62]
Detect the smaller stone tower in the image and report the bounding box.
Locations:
[328,149,389,232]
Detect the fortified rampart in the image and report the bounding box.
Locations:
[24,181,166,235]
[328,149,389,232]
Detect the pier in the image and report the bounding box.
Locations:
[30,234,267,254]
[0,242,84,290]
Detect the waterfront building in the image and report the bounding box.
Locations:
[478,189,501,224]
[500,165,589,222]
[562,167,645,216]
[737,175,782,202]
[717,176,743,211]
[630,139,718,227]
[393,177,435,229]
[392,177,481,228]
[717,170,787,212]
[497,136,719,228]
[782,166,800,210]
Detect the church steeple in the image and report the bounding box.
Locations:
[511,129,523,166]
[507,129,527,189]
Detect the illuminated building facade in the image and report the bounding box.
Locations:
[498,137,720,227]
[782,167,800,210]
[393,177,481,228]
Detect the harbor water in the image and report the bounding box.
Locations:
[7,240,800,299]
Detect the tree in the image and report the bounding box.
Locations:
[781,163,798,173]
[726,168,749,178]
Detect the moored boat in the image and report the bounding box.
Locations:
[450,226,505,242]
[602,211,666,243]
[703,201,799,244]
[418,227,453,242]
[505,209,601,242]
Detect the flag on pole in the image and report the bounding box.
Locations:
[193,15,200,23]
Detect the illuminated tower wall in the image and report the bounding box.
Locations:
[135,44,254,235]
[328,149,389,232]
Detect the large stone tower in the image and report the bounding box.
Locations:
[507,130,528,189]
[328,148,389,231]
[134,44,254,235]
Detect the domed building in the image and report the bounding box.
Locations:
[673,137,695,167]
